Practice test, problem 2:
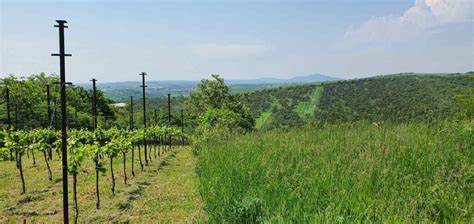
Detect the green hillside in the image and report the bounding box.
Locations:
[317,73,471,122]
[242,84,320,130]
[243,73,472,129]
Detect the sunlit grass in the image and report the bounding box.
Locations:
[255,111,272,129]
[0,146,205,223]
[196,121,473,222]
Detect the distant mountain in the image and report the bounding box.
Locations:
[76,73,341,102]
[78,73,340,88]
[226,74,341,85]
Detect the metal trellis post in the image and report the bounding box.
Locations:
[140,72,148,165]
[51,19,72,224]
[91,78,98,130]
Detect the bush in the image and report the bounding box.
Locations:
[228,197,263,223]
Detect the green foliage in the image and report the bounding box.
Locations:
[228,197,263,223]
[455,74,474,119]
[196,122,472,222]
[198,108,248,131]
[242,83,319,130]
[0,130,6,160]
[229,84,285,93]
[67,130,88,175]
[2,126,184,171]
[260,107,304,131]
[104,128,133,158]
[317,74,471,123]
[4,131,26,156]
[254,111,271,129]
[0,73,114,130]
[187,75,254,132]
[244,74,471,129]
[188,74,232,115]
[294,86,321,119]
[243,84,318,119]
[0,145,203,222]
[110,95,188,129]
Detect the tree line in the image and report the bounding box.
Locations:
[0,73,114,130]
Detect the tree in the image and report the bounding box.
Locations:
[187,74,254,132]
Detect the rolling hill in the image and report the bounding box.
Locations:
[242,72,472,130]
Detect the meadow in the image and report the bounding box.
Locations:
[196,121,473,222]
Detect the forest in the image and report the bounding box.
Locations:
[317,73,472,123]
[243,73,472,130]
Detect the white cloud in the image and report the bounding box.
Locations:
[191,43,273,58]
[345,0,473,42]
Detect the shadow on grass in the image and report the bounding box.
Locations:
[18,195,42,204]
[8,207,57,217]
[117,202,131,210]
[126,186,144,202]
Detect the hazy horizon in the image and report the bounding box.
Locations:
[1,0,473,83]
[73,71,474,85]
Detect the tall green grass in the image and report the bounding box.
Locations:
[196,122,473,223]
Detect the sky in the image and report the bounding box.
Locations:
[1,0,473,83]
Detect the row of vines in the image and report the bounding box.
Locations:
[0,126,186,222]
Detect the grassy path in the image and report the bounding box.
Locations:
[0,146,206,223]
[114,147,207,223]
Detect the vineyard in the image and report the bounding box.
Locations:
[0,127,193,222]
